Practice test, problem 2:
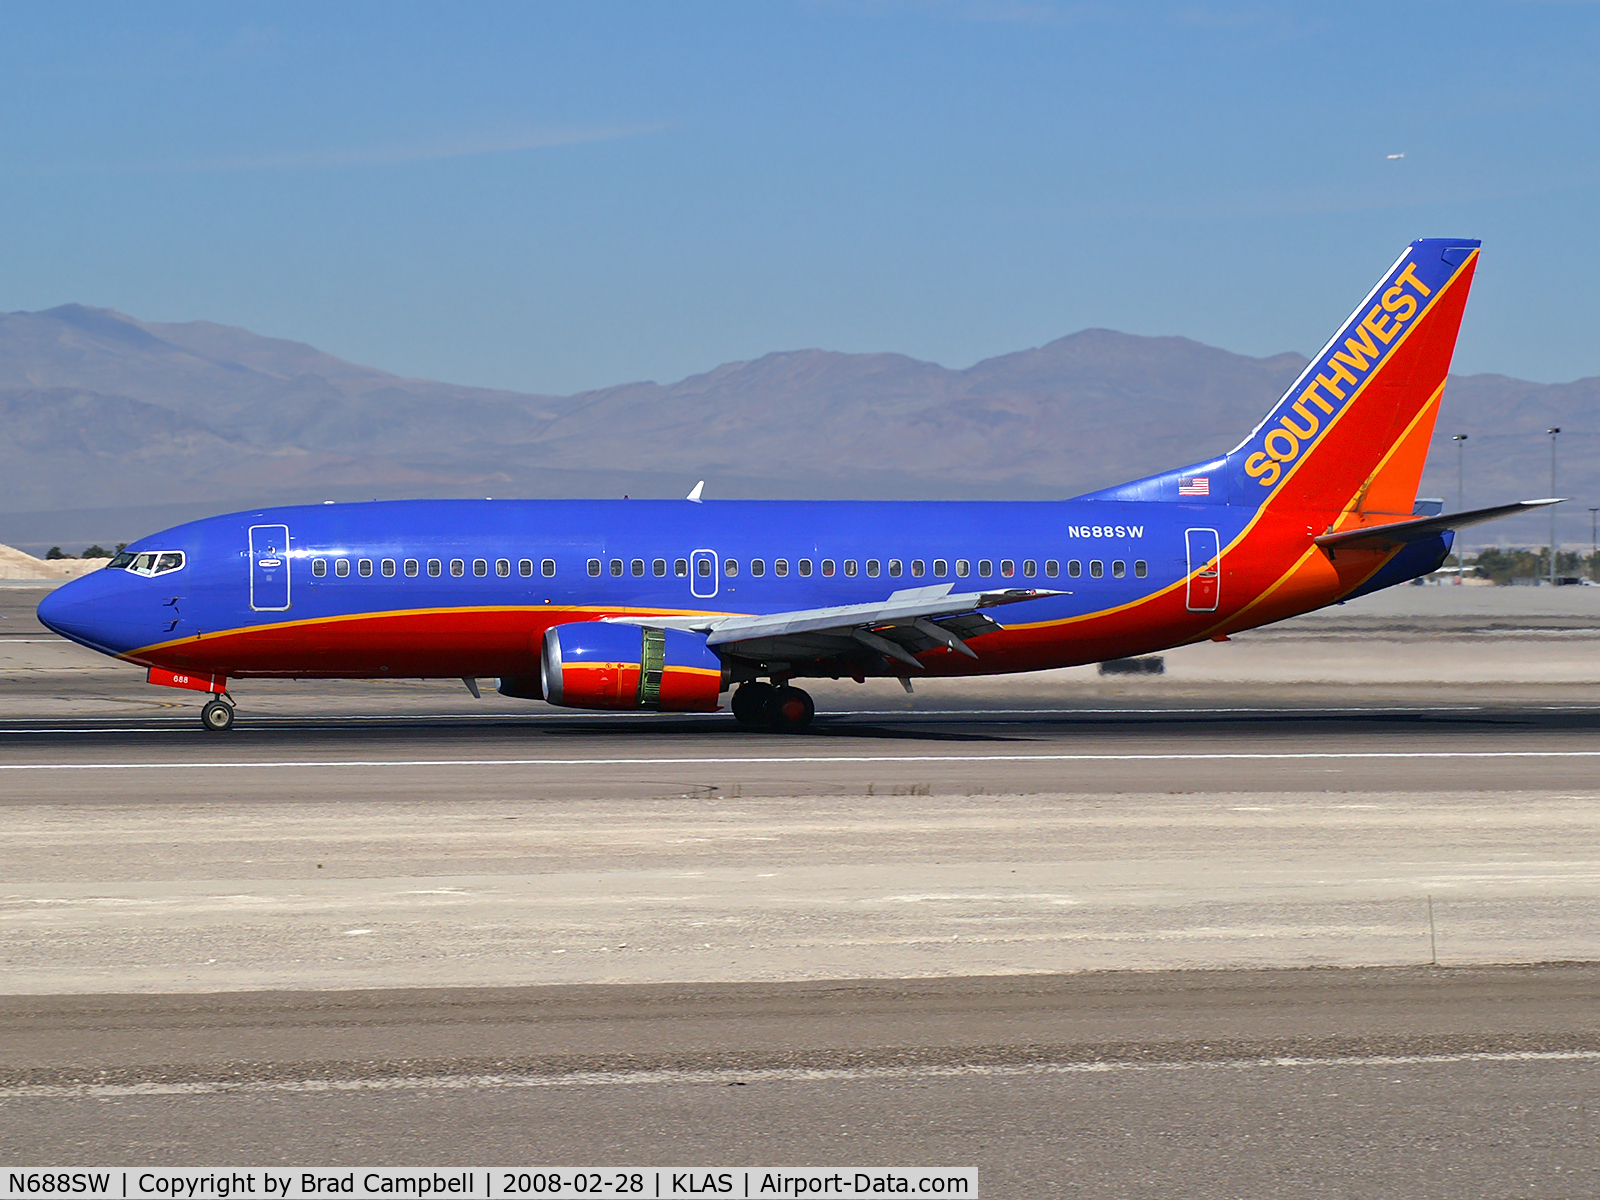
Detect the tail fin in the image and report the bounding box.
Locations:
[1227,238,1480,516]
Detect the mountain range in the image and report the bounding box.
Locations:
[2,303,1593,554]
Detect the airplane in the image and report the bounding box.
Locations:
[37,237,1560,733]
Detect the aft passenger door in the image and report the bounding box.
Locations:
[1185,528,1220,613]
[249,524,292,611]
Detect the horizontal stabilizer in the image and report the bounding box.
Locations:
[1313,499,1562,552]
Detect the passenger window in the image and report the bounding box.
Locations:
[978,559,993,577]
[750,559,765,577]
[821,559,835,577]
[1134,560,1148,578]
[610,559,624,577]
[933,559,948,577]
[724,559,738,578]
[587,559,601,577]
[451,559,465,577]
[653,558,667,577]
[844,560,858,577]
[775,559,789,577]
[541,559,556,578]
[798,559,813,577]
[312,558,327,577]
[1000,559,1015,578]
[405,559,419,577]
[1068,560,1082,578]
[888,559,903,577]
[1045,560,1059,578]
[1022,559,1036,577]
[911,560,925,577]
[520,559,534,577]
[359,559,373,577]
[382,559,396,577]
[1090,560,1104,578]
[335,559,350,577]
[697,558,712,577]
[632,559,645,577]
[496,559,510,577]
[866,559,880,577]
[674,558,689,577]
[955,559,970,577]
[1112,560,1126,578]
[428,560,442,577]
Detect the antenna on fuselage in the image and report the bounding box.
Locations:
[686,480,705,503]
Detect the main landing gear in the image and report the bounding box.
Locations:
[200,696,236,732]
[731,681,815,732]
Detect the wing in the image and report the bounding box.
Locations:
[1314,498,1561,552]
[602,583,1065,671]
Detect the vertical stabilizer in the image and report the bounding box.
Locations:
[1226,238,1479,517]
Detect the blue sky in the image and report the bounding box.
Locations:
[2,2,1597,394]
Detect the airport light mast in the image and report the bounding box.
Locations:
[1452,433,1468,585]
[1548,428,1561,585]
[1590,507,1598,584]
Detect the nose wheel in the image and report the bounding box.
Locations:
[201,697,236,732]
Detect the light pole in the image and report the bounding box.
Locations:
[1548,427,1561,585]
[1452,434,1468,584]
[1590,508,1598,583]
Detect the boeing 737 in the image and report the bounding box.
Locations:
[37,238,1558,731]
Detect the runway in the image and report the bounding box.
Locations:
[3,968,1600,1196]
[4,696,1600,993]
[4,583,1600,1190]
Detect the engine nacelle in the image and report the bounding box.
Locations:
[515,622,724,712]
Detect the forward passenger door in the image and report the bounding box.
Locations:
[249,524,292,611]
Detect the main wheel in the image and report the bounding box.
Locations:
[767,685,814,733]
[731,682,776,727]
[201,699,235,732]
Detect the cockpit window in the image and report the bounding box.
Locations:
[107,551,137,569]
[122,551,186,578]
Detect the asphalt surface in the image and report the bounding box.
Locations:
[3,967,1599,1197]
[5,583,1600,1192]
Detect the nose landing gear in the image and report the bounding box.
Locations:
[200,696,236,732]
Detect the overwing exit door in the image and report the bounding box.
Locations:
[1185,527,1220,612]
[249,524,291,611]
[690,549,718,599]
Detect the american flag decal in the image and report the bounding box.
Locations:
[1178,476,1210,496]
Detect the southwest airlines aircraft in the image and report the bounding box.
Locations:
[38,238,1556,732]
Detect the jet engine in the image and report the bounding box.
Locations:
[500,622,725,712]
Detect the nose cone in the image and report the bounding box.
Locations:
[36,569,133,655]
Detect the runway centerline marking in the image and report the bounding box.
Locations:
[5,1048,1598,1100]
[6,750,1600,771]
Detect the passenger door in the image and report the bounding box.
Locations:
[249,524,292,611]
[1185,528,1220,612]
